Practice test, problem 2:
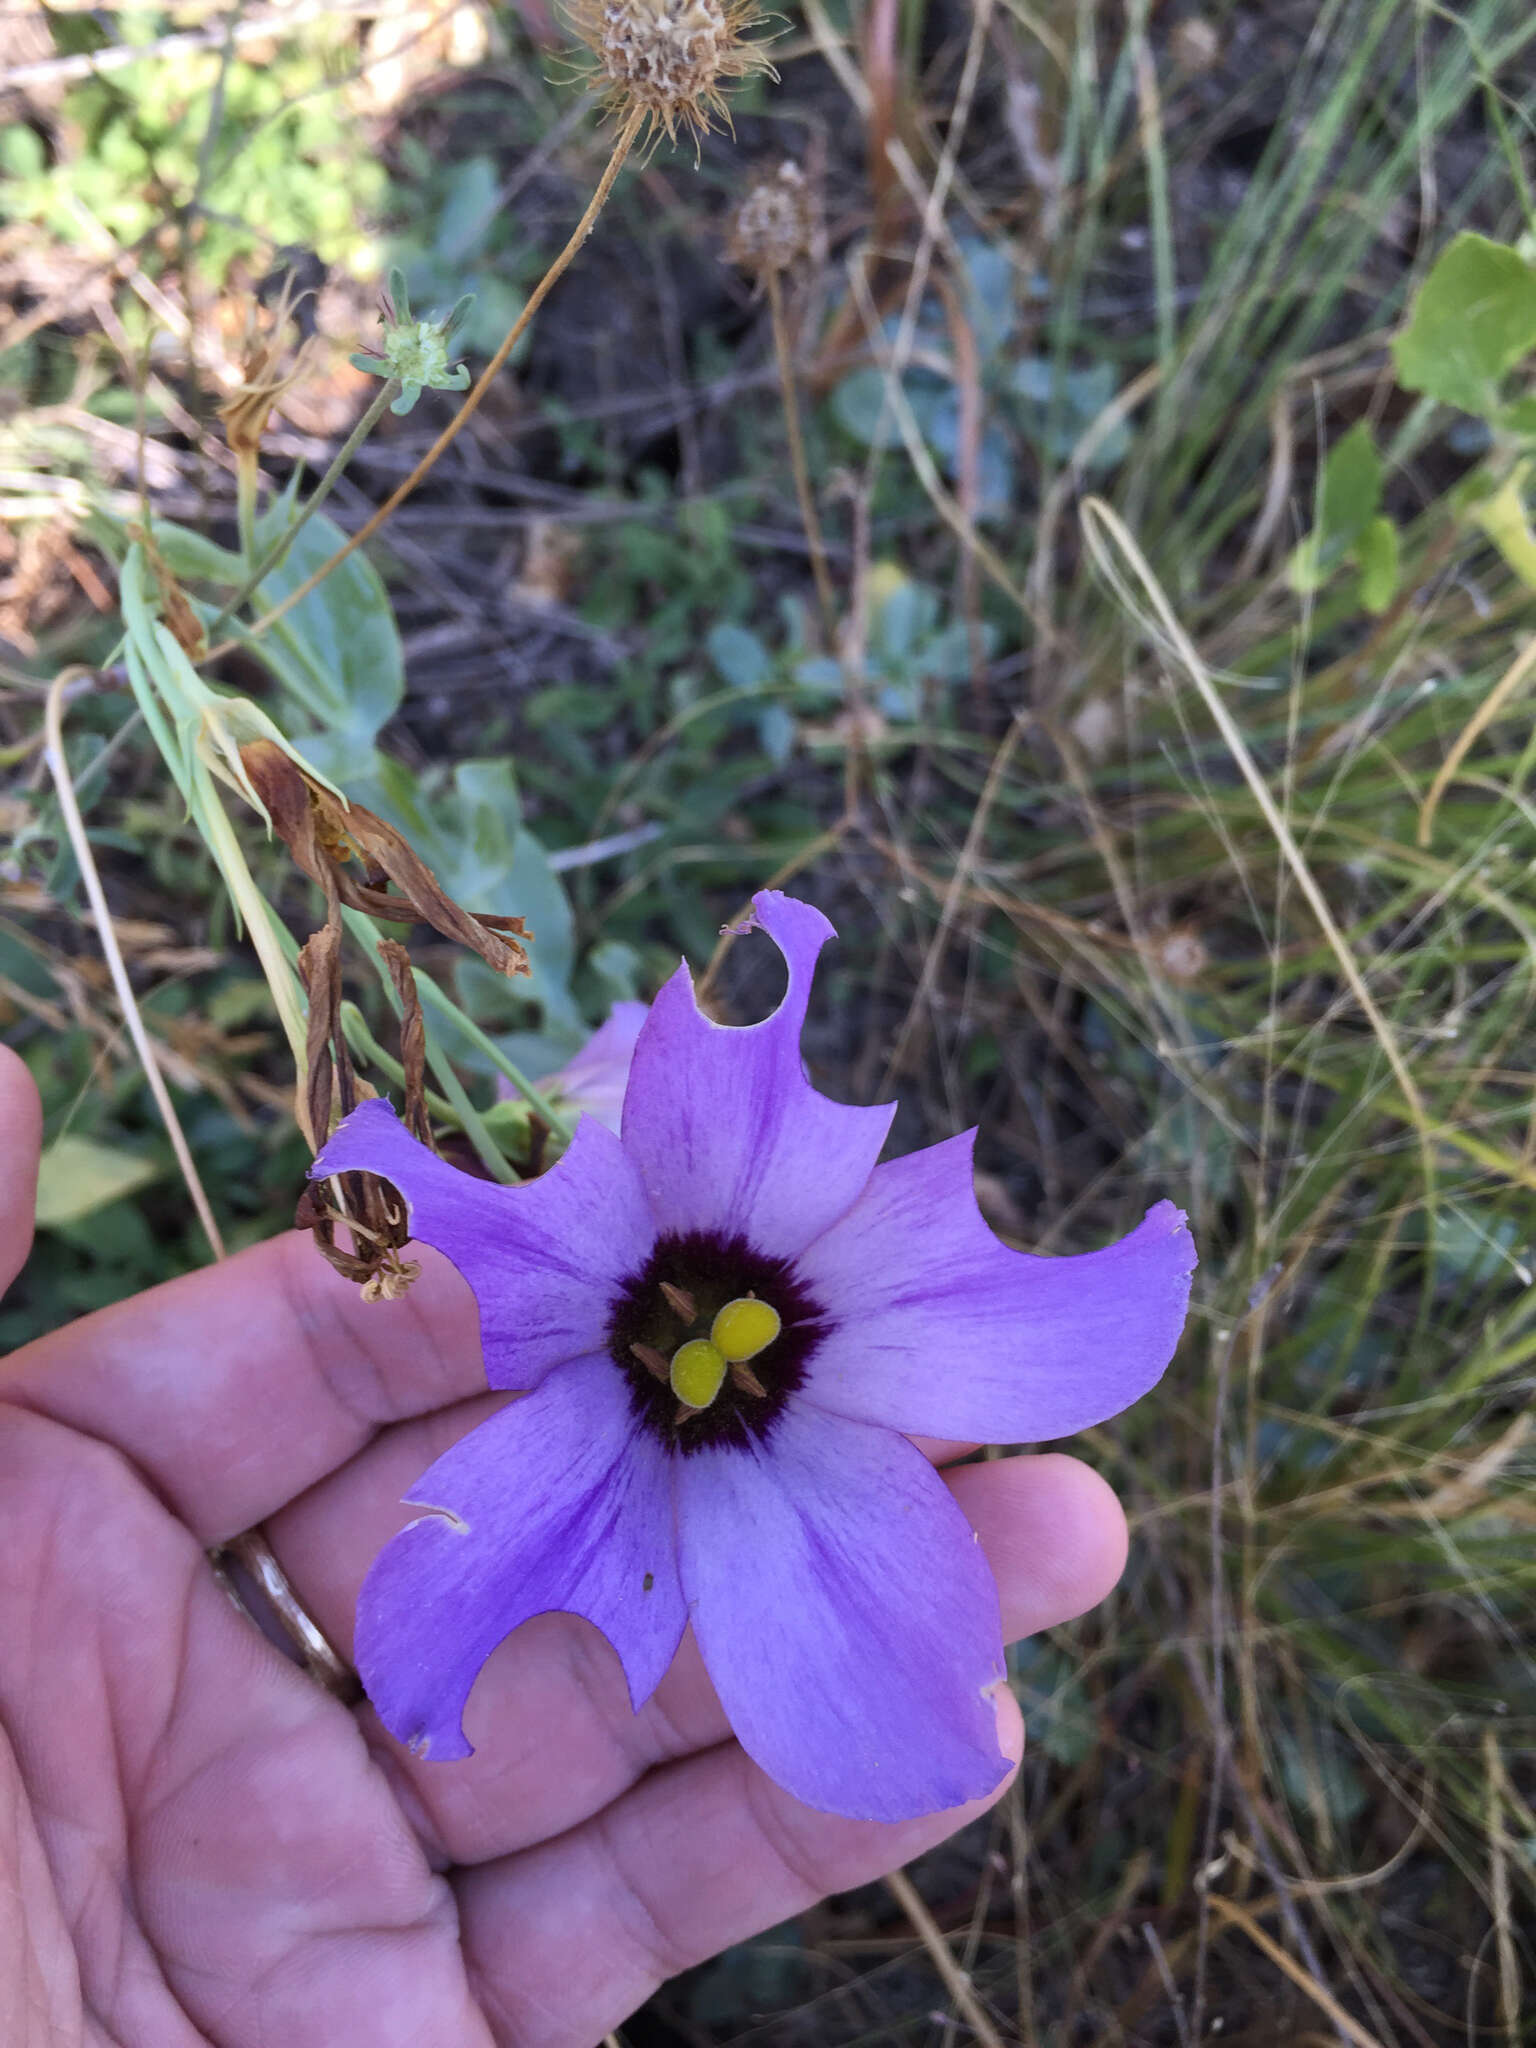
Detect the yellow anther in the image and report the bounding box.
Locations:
[711,1295,781,1363]
[670,1337,728,1411]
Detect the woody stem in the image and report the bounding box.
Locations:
[767,267,838,645]
[210,110,647,664]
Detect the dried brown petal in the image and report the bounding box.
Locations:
[135,526,207,659]
[240,741,533,979]
[218,279,315,458]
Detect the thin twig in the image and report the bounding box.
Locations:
[766,269,837,641]
[884,1867,1006,2048]
[43,673,225,1262]
[1416,627,1536,848]
[1080,499,1436,1199]
[214,111,646,663]
[1205,1896,1387,2048]
[205,379,399,636]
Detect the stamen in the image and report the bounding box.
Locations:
[630,1341,671,1382]
[660,1281,698,1323]
[670,1336,728,1410]
[711,1295,781,1363]
[729,1358,768,1398]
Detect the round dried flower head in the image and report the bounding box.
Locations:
[565,0,775,147]
[727,160,816,279]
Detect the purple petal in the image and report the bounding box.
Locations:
[796,1132,1195,1443]
[356,1354,686,1760]
[620,892,893,1258]
[676,1403,1009,1821]
[311,1100,654,1389]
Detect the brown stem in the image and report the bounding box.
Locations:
[211,110,646,663]
[766,267,838,645]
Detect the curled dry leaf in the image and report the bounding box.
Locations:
[243,740,529,1299]
[239,740,533,978]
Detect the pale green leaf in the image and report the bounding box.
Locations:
[248,507,404,744]
[35,1135,159,1230]
[1393,232,1536,415]
[1472,464,1536,590]
[1355,515,1400,612]
[1287,422,1382,593]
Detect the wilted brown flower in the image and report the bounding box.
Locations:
[565,0,776,146]
[245,739,533,1296]
[727,159,816,280]
[217,278,316,459]
[239,740,533,980]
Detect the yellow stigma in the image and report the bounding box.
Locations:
[670,1337,728,1410]
[710,1295,781,1363]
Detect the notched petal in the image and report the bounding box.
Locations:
[357,1358,687,1760]
[619,891,894,1259]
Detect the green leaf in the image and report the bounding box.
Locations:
[830,367,902,449]
[1498,394,1536,440]
[1392,232,1536,416]
[707,622,771,691]
[1355,515,1400,612]
[137,522,245,585]
[1472,464,1536,590]
[35,1134,159,1229]
[1287,422,1382,593]
[248,507,404,744]
[1316,421,1382,547]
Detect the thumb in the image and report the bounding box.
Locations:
[0,1047,42,1298]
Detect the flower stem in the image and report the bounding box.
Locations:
[206,377,400,639]
[412,968,575,1142]
[234,451,259,570]
[767,267,838,644]
[212,111,646,663]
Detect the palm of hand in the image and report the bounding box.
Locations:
[0,1056,1127,2047]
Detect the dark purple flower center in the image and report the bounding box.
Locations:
[607,1229,826,1453]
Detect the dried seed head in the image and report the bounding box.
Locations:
[727,160,815,279]
[565,0,775,146]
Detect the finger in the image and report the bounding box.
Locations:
[0,1047,42,1297]
[0,1401,492,2048]
[456,1691,1025,2048]
[0,1229,484,1542]
[269,1431,1126,1867]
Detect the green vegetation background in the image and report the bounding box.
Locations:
[2,0,1535,2039]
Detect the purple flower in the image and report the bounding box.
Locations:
[497,1000,647,1133]
[311,892,1195,1821]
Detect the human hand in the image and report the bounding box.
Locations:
[0,1046,1129,2047]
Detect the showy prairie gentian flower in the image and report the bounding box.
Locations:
[312,892,1195,1821]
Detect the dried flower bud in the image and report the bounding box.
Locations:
[217,278,315,458]
[727,160,816,280]
[565,0,775,146]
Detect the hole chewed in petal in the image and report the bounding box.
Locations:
[356,1355,686,1760]
[795,1131,1196,1444]
[619,892,894,1260]
[311,1100,656,1390]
